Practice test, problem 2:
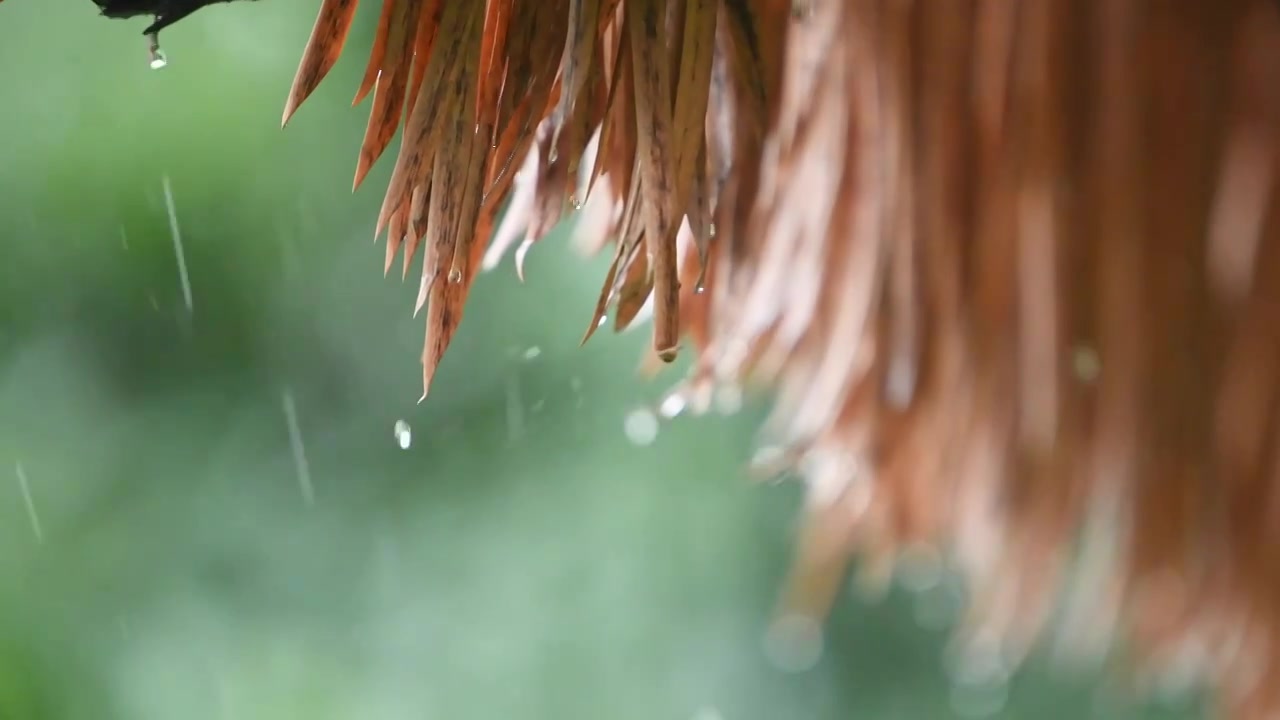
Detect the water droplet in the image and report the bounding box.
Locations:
[949,676,1010,718]
[659,391,688,418]
[749,445,791,481]
[946,631,1011,718]
[146,33,167,69]
[1147,643,1206,707]
[1073,346,1101,382]
[853,555,894,603]
[714,385,743,415]
[523,346,542,361]
[597,315,608,328]
[805,464,867,511]
[448,267,463,284]
[394,420,412,449]
[763,614,823,673]
[912,575,966,631]
[708,222,717,238]
[691,706,724,720]
[623,408,659,446]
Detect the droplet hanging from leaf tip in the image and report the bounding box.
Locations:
[763,614,824,673]
[147,33,167,69]
[659,390,688,418]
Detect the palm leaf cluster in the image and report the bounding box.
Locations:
[273,0,1280,716]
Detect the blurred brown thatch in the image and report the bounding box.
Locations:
[282,0,1280,716]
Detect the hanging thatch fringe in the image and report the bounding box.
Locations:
[283,0,1280,715]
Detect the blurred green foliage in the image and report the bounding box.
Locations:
[0,2,1200,719]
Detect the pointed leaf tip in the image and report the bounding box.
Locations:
[283,0,360,129]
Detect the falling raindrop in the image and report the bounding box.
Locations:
[623,408,659,446]
[15,462,43,544]
[763,614,824,673]
[523,346,542,361]
[394,420,412,449]
[161,175,193,314]
[281,390,314,504]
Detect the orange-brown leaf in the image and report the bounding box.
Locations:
[476,0,514,125]
[552,0,604,151]
[627,0,681,361]
[375,0,472,241]
[420,1,487,398]
[585,16,632,201]
[353,0,397,107]
[282,0,360,127]
[670,0,717,222]
[354,0,426,191]
[404,0,445,126]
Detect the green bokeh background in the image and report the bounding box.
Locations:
[0,3,1200,719]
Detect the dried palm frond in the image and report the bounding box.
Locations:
[282,0,1280,716]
